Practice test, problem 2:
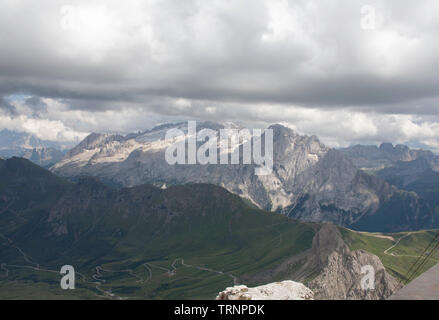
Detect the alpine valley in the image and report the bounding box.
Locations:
[51,122,439,233]
[1,122,439,300]
[1,157,439,300]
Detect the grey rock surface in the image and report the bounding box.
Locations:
[50,122,426,229]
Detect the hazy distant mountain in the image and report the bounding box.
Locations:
[51,122,439,232]
[339,143,439,170]
[340,143,439,223]
[0,129,73,167]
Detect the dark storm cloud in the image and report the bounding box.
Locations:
[0,0,439,113]
[1,0,439,150]
[24,96,48,118]
[0,96,17,116]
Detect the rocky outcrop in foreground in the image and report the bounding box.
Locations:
[307,224,399,299]
[238,223,399,300]
[216,281,314,300]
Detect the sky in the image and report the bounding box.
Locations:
[1,0,439,150]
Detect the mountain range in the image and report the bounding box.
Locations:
[2,157,439,299]
[339,142,439,171]
[50,122,439,232]
[1,128,439,299]
[0,157,418,299]
[0,129,73,167]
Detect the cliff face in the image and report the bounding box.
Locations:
[51,122,420,231]
[239,223,398,300]
[307,224,399,300]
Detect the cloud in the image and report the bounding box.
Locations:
[0,96,17,116]
[0,0,439,150]
[23,96,48,118]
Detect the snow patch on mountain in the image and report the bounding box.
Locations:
[51,122,411,229]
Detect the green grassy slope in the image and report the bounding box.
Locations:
[2,158,438,299]
[0,158,317,300]
[340,227,439,283]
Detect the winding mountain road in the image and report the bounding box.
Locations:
[383,233,439,263]
[181,259,239,285]
[1,228,242,299]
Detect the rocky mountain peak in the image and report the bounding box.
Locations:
[340,142,438,170]
[379,142,394,152]
[69,133,127,160]
[50,121,439,232]
[268,123,295,135]
[307,223,399,300]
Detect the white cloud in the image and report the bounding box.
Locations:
[0,114,87,142]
